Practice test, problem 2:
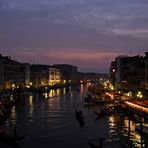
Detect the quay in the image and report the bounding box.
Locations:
[88,85,148,119]
[122,99,148,118]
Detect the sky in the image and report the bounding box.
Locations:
[0,0,148,73]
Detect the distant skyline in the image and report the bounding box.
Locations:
[0,0,148,73]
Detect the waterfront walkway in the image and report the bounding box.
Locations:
[129,100,148,108]
[124,99,148,115]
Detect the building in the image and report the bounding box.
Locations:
[109,61,116,87]
[0,54,23,90]
[78,72,101,83]
[49,68,61,85]
[109,52,148,98]
[30,64,50,88]
[20,63,30,87]
[30,64,61,88]
[51,64,78,83]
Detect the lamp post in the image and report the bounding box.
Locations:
[137,91,143,101]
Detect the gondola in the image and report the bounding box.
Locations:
[0,127,26,144]
[75,109,84,121]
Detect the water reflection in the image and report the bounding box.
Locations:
[107,113,147,148]
[47,88,61,98]
[49,89,55,98]
[1,85,147,148]
[56,89,60,96]
[44,93,48,99]
[122,118,145,148]
[80,84,84,98]
[63,87,66,94]
[28,95,34,118]
[10,106,17,125]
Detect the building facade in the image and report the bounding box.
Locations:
[51,64,78,83]
[49,68,61,85]
[30,64,50,88]
[30,64,61,88]
[109,52,148,98]
[0,54,23,90]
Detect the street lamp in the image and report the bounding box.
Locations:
[137,91,143,101]
[12,84,15,90]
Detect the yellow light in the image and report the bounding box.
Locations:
[29,95,33,107]
[12,84,15,88]
[45,93,48,98]
[30,82,33,86]
[139,94,143,98]
[26,85,30,88]
[111,86,114,90]
[125,101,148,113]
[137,91,143,99]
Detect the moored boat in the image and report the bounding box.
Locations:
[75,110,84,121]
[135,123,148,135]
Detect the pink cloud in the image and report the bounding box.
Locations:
[11,48,123,72]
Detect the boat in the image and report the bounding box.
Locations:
[0,126,26,144]
[75,110,84,121]
[93,99,105,105]
[0,134,25,144]
[0,101,14,123]
[75,109,85,127]
[135,123,148,135]
[94,110,107,119]
[84,102,95,107]
[0,132,25,144]
[84,97,105,106]
[88,138,105,148]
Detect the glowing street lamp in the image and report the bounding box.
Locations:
[112,69,115,72]
[29,82,33,86]
[137,91,143,101]
[11,84,16,90]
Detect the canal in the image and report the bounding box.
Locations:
[1,84,148,148]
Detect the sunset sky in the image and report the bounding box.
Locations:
[0,0,148,73]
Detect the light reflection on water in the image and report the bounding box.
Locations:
[9,106,17,126]
[107,113,147,148]
[1,84,147,148]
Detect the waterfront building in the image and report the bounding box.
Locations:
[30,64,61,87]
[109,61,116,88]
[109,55,129,91]
[78,72,101,83]
[0,54,22,90]
[109,52,148,99]
[51,64,78,84]
[20,63,30,87]
[49,68,61,85]
[0,60,3,90]
[30,64,50,88]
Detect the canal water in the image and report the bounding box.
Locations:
[1,84,147,148]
